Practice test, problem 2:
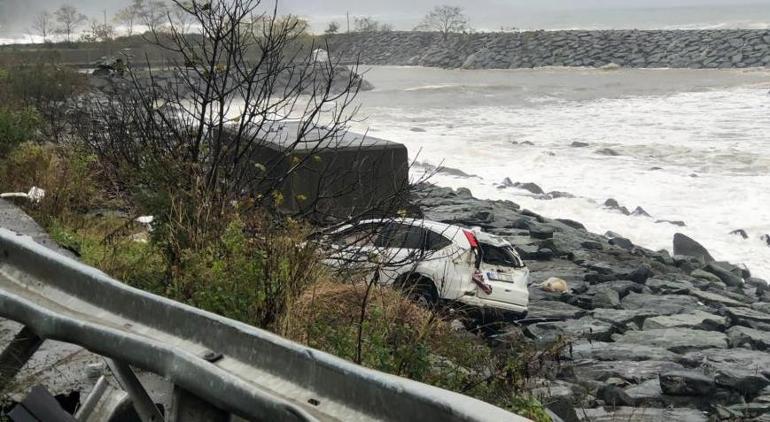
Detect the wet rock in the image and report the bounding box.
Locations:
[525,316,616,344]
[653,249,676,266]
[725,306,770,328]
[727,402,770,419]
[592,308,658,326]
[597,384,634,406]
[716,261,751,279]
[730,229,749,239]
[631,206,651,217]
[513,182,545,195]
[659,370,717,396]
[645,278,693,294]
[624,379,666,406]
[689,288,747,308]
[544,191,576,200]
[409,127,426,132]
[529,225,555,240]
[628,264,653,284]
[691,269,724,285]
[527,300,587,320]
[578,407,707,422]
[572,360,685,384]
[657,219,686,227]
[753,302,770,314]
[685,348,770,396]
[530,379,581,403]
[727,326,770,350]
[567,341,683,363]
[602,280,646,297]
[580,240,603,250]
[608,236,633,250]
[642,310,727,331]
[595,148,620,156]
[455,187,473,198]
[621,292,704,315]
[556,218,585,230]
[673,233,715,263]
[748,278,769,295]
[579,288,620,309]
[435,166,478,178]
[570,141,590,148]
[612,328,728,353]
[603,198,630,215]
[704,262,744,287]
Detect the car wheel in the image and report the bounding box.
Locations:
[406,282,437,309]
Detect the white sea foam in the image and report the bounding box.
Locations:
[350,66,770,280]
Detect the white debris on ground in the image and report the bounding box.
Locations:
[133,216,155,242]
[0,186,46,203]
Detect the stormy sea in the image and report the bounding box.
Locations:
[348,65,770,279]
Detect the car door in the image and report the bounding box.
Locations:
[375,221,445,289]
[424,229,471,300]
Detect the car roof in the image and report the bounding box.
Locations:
[351,218,472,248]
[474,230,513,247]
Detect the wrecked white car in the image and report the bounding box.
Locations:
[324,218,529,317]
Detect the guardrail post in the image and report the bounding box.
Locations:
[0,326,43,385]
[169,386,229,422]
[106,358,165,422]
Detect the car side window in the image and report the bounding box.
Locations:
[339,224,378,246]
[425,231,452,251]
[374,223,403,248]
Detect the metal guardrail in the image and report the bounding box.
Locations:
[0,228,527,421]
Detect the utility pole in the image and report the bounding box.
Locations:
[346,11,349,33]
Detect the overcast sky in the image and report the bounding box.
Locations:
[3,0,770,35]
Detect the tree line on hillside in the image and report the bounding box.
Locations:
[323,5,470,38]
[26,2,472,44]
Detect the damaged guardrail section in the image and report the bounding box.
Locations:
[0,228,526,422]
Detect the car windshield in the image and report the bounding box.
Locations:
[479,243,523,268]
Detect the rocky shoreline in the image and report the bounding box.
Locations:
[415,184,770,421]
[329,30,770,69]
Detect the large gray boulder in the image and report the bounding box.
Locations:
[527,300,587,320]
[753,302,770,314]
[567,341,683,363]
[684,348,770,396]
[526,316,616,344]
[726,307,770,329]
[689,288,748,308]
[612,328,728,353]
[642,310,727,331]
[592,308,658,326]
[646,278,693,294]
[704,262,744,287]
[621,293,704,315]
[659,370,717,396]
[579,406,708,422]
[572,359,685,384]
[673,233,715,263]
[727,326,770,350]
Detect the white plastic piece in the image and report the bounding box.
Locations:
[135,215,154,225]
[27,187,45,203]
[0,186,46,203]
